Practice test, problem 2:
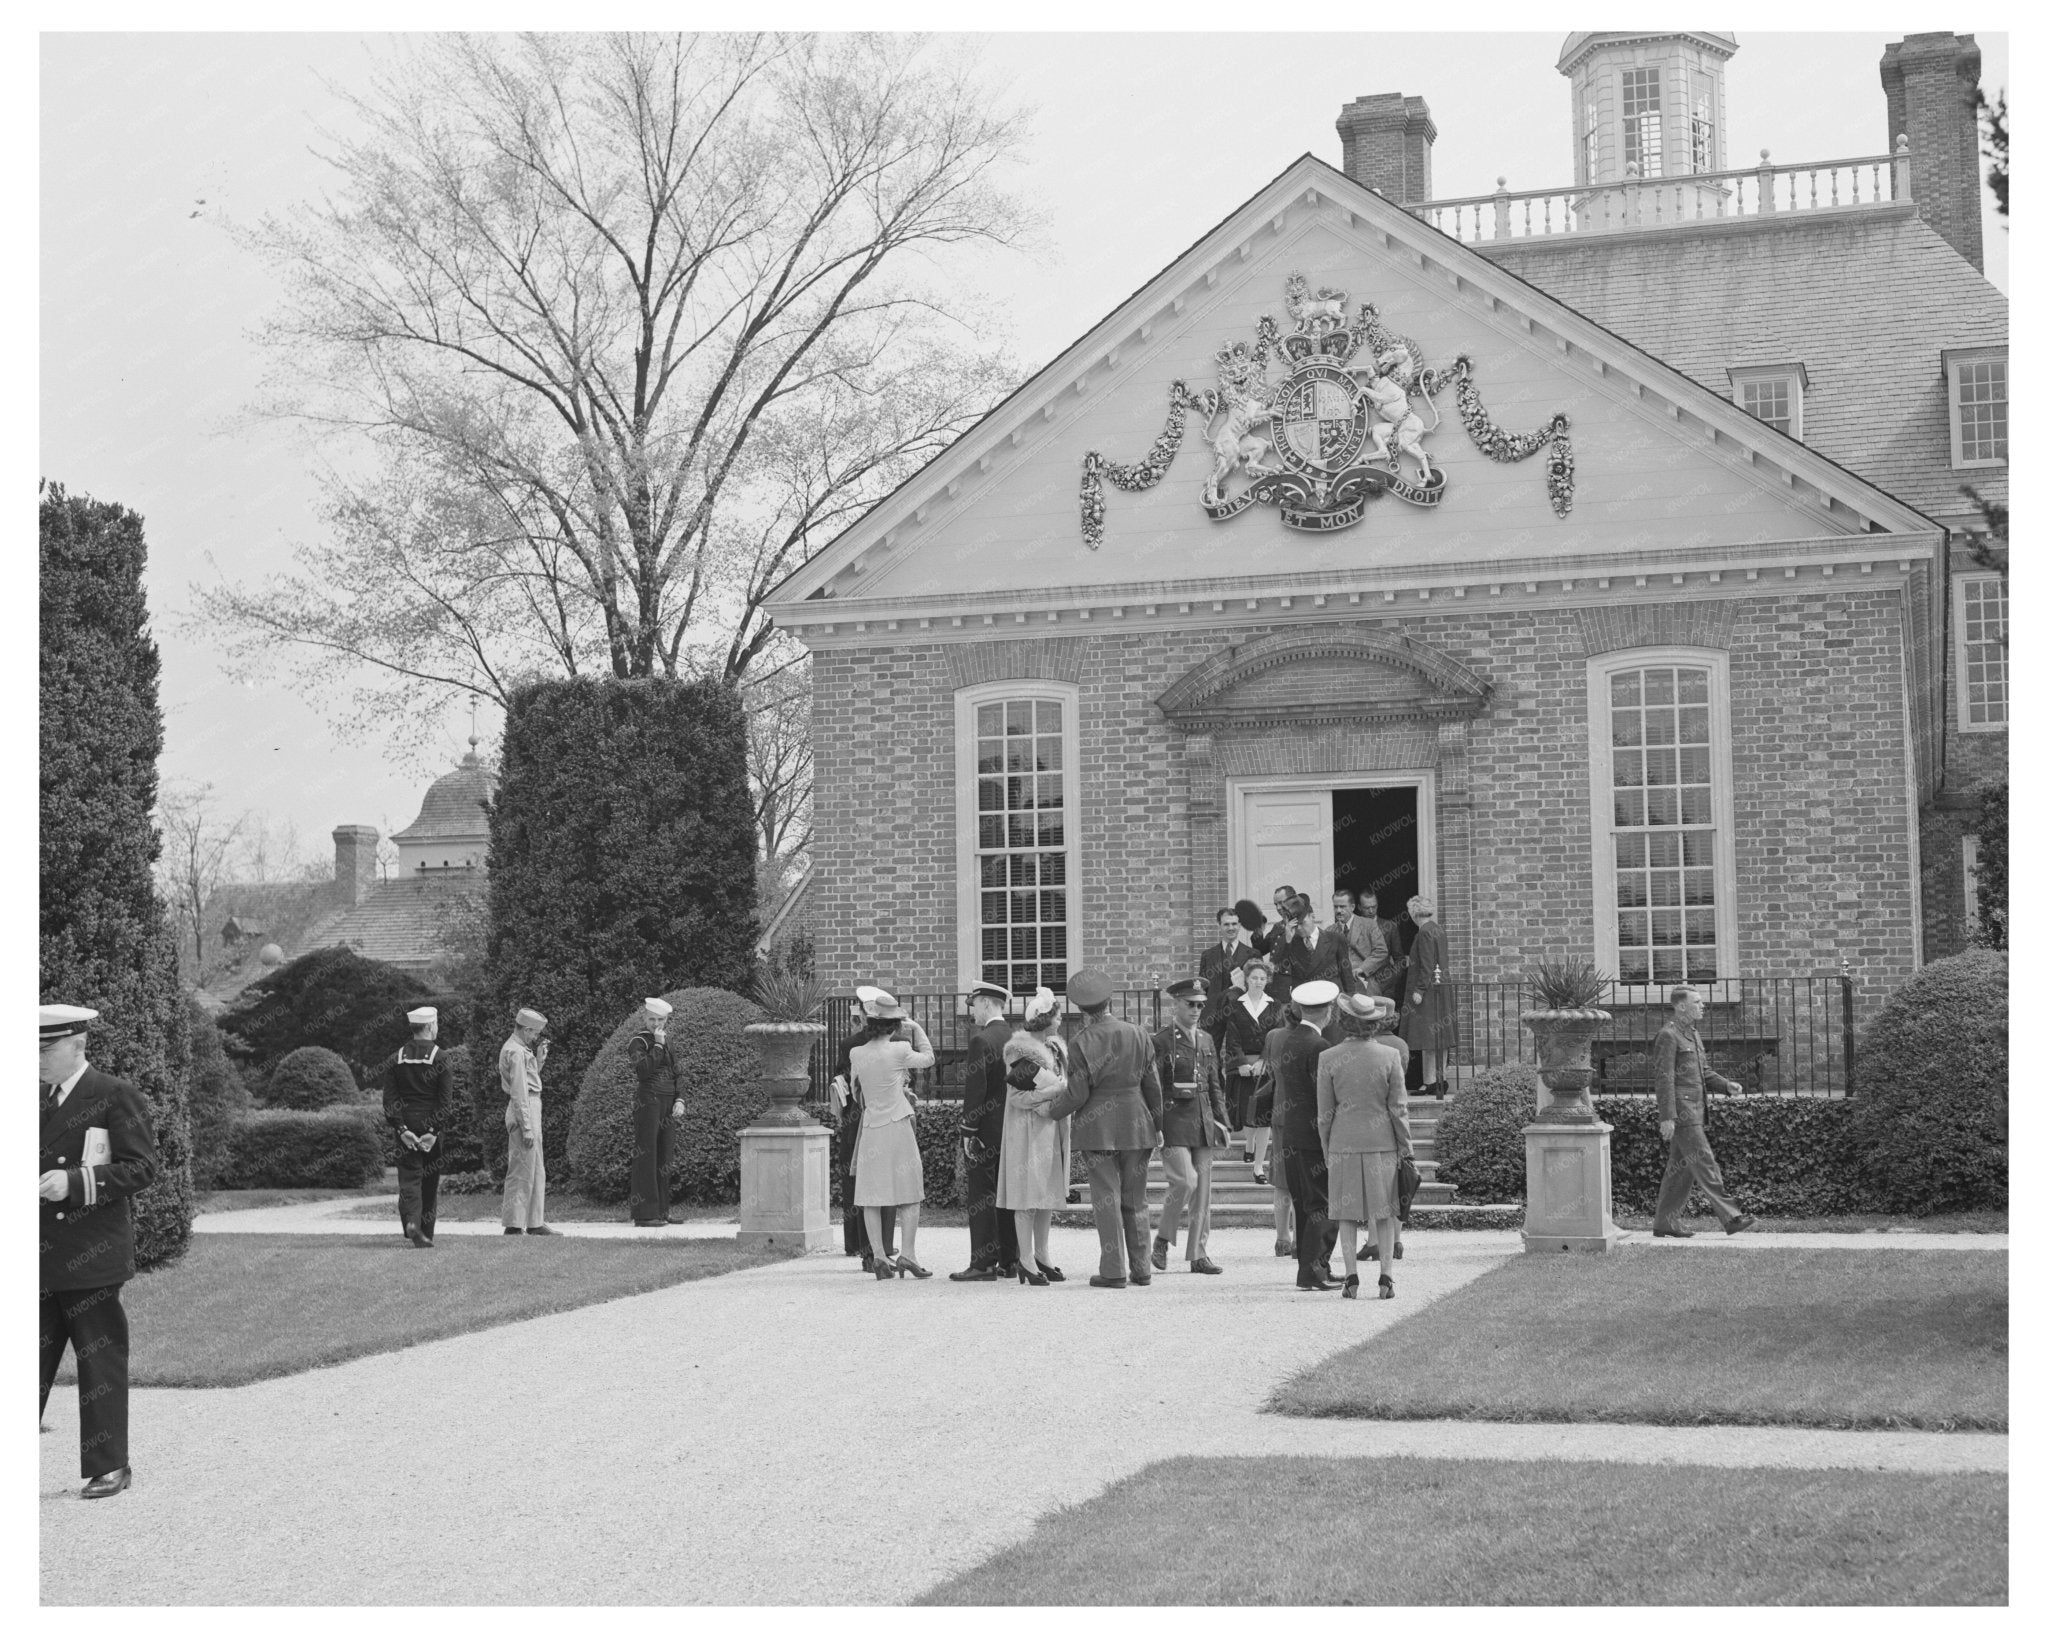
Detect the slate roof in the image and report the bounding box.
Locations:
[322,872,484,974]
[1483,210,2008,523]
[391,753,495,843]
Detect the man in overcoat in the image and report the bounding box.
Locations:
[383,1004,453,1247]
[1151,978,1231,1275]
[627,998,688,1227]
[1265,978,1342,1290]
[1197,905,1258,1055]
[1651,986,1757,1238]
[1277,895,1359,999]
[39,1004,159,1498]
[952,980,1019,1280]
[1045,968,1163,1287]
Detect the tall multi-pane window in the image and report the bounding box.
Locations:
[1622,68,1663,177]
[1582,102,1599,183]
[1690,89,1714,172]
[1594,660,1733,985]
[1959,575,2008,729]
[969,695,1071,994]
[1950,356,2007,467]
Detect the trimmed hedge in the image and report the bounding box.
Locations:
[1433,1063,1541,1203]
[186,999,251,1190]
[265,1045,362,1111]
[40,486,193,1268]
[483,677,759,1189]
[223,1109,386,1189]
[218,946,459,1083]
[570,987,765,1204]
[1600,1095,1874,1217]
[818,1097,963,1210]
[1851,949,2007,1214]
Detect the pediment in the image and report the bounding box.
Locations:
[1157,626,1490,731]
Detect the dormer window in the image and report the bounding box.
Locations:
[1944,348,2007,469]
[1728,365,1806,441]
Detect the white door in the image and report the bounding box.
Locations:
[1236,788,1332,916]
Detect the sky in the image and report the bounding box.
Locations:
[39,25,2011,870]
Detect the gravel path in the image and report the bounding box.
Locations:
[40,1224,2006,1605]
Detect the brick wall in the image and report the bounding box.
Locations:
[807,586,1923,1018]
[1920,564,2008,958]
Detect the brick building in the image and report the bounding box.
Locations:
[765,31,2005,1044]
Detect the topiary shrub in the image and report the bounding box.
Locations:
[40,485,194,1268]
[570,987,765,1204]
[1851,949,2008,1214]
[1433,1063,1541,1204]
[265,1045,362,1111]
[217,946,437,1083]
[223,1109,386,1189]
[186,999,250,1190]
[914,1098,963,1208]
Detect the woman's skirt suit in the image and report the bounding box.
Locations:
[1398,917,1453,1052]
[848,1033,934,1206]
[1221,994,1282,1129]
[1316,1037,1414,1222]
[995,1030,1071,1211]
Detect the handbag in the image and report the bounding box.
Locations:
[1395,1154,1422,1223]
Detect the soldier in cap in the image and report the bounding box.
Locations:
[499,1007,555,1235]
[1044,968,1163,1288]
[952,979,1020,1280]
[627,998,687,1227]
[383,1005,453,1248]
[39,1004,159,1499]
[1151,978,1232,1275]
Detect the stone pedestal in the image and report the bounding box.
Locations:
[1521,1119,1628,1253]
[738,1123,834,1252]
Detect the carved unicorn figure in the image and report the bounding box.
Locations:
[1353,343,1442,485]
[1201,339,1281,505]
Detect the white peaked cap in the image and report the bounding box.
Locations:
[643,998,674,1019]
[40,1004,98,1040]
[406,1006,438,1025]
[1292,979,1339,1008]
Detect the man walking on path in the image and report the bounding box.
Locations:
[627,998,687,1227]
[952,981,1019,1280]
[1268,978,1342,1290]
[1651,986,1756,1239]
[383,1005,452,1248]
[1152,978,1231,1275]
[1046,968,1162,1288]
[39,1003,158,1500]
[500,1007,556,1236]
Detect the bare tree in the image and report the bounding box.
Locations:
[156,782,250,969]
[746,658,815,867]
[196,32,1027,747]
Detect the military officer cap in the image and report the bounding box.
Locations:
[966,980,1011,1005]
[1292,979,1339,1008]
[1066,968,1113,1009]
[515,1006,548,1029]
[643,997,674,1019]
[40,1004,98,1041]
[406,1006,438,1026]
[1165,978,1206,1002]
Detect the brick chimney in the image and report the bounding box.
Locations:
[332,824,380,907]
[1880,32,1985,272]
[1336,92,1436,205]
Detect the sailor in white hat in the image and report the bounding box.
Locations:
[40,1003,159,1499]
[831,986,898,1268]
[499,1007,555,1235]
[1269,979,1343,1291]
[383,1005,454,1248]
[627,997,686,1226]
[954,979,1020,1280]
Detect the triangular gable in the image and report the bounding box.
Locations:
[769,155,1939,619]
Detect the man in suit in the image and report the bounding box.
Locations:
[1277,895,1359,999]
[39,1004,159,1499]
[1652,986,1757,1238]
[1151,978,1231,1275]
[1045,968,1163,1288]
[952,980,1019,1280]
[1265,978,1343,1290]
[1197,905,1257,1055]
[383,1004,453,1248]
[627,998,688,1227]
[499,1006,556,1236]
[1332,889,1395,994]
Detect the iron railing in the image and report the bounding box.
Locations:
[804,978,1853,1104]
[1415,143,1907,246]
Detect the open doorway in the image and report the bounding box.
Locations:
[1333,785,1424,1089]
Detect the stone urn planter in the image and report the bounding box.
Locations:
[742,1020,826,1128]
[1519,1007,1612,1123]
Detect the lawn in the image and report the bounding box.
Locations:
[197,1183,393,1213]
[334,1193,741,1224]
[60,1233,785,1388]
[1271,1247,2005,1431]
[918,1456,2007,1605]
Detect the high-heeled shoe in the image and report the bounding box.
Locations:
[1016,1265,1050,1287]
[1378,1274,1395,1300]
[872,1259,897,1280]
[1341,1273,1360,1299]
[895,1255,934,1280]
[1038,1263,1065,1282]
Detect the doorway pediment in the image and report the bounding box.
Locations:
[1156,625,1491,731]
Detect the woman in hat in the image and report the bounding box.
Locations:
[1221,954,1293,1253]
[995,987,1071,1285]
[829,985,896,1270]
[1399,895,1453,1097]
[1318,993,1413,1299]
[846,996,936,1279]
